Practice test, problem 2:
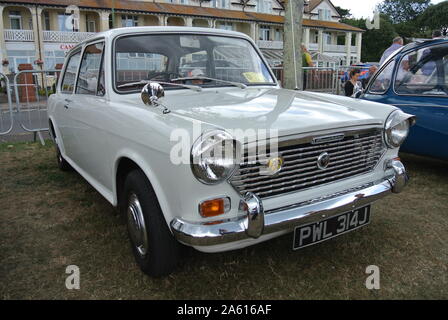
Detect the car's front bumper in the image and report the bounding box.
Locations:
[170,159,408,248]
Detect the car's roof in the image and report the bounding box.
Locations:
[402,37,448,52]
[380,38,447,67]
[68,26,253,55]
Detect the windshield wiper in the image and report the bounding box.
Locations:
[117,80,202,92]
[171,76,247,89]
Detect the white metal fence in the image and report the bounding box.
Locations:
[272,66,371,95]
[11,70,58,144]
[0,72,14,135]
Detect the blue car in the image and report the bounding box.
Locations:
[360,38,448,160]
[340,63,379,83]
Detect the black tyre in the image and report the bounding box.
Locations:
[122,169,181,277]
[56,144,72,171]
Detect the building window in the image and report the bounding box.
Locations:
[259,26,271,41]
[43,12,51,30]
[274,28,283,41]
[86,17,96,32]
[318,9,331,21]
[179,0,189,4]
[257,0,272,14]
[324,32,332,45]
[213,0,230,8]
[9,11,22,30]
[58,14,76,32]
[121,15,138,27]
[217,22,233,31]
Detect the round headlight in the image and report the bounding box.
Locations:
[191,130,241,185]
[384,110,415,148]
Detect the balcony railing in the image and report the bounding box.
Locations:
[4,29,34,42]
[42,31,96,43]
[321,44,359,54]
[324,44,345,53]
[257,40,284,50]
[309,43,319,51]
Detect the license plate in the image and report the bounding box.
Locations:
[293,205,371,250]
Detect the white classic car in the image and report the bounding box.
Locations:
[48,27,415,277]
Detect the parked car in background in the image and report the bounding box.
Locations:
[48,27,414,277]
[340,63,379,83]
[360,38,448,160]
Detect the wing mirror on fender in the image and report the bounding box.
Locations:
[141,82,165,107]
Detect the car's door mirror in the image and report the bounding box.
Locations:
[141,82,165,106]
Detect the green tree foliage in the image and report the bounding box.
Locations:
[377,0,431,23]
[416,1,448,36]
[334,6,352,19]
[343,14,398,62]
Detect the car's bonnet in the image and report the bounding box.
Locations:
[159,87,392,137]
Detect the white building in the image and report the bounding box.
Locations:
[0,0,364,74]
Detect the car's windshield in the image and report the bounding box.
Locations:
[114,33,276,92]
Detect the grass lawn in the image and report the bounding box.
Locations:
[1,141,447,299]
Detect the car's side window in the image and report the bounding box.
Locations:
[368,60,395,94]
[395,43,448,96]
[76,42,105,95]
[60,51,81,94]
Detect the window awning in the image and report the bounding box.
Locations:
[260,49,283,67]
[311,52,340,63]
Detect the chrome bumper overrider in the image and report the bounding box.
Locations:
[171,160,408,247]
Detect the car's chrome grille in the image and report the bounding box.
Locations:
[230,128,385,199]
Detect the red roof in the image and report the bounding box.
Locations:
[3,0,363,32]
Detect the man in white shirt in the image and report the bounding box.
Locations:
[380,37,404,65]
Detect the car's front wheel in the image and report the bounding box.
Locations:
[122,169,181,277]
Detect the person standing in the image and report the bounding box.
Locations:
[379,37,404,65]
[344,68,361,97]
[302,45,314,90]
[362,65,378,89]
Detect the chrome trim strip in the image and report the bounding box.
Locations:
[244,126,383,151]
[393,103,448,108]
[171,173,401,247]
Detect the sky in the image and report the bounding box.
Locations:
[331,0,446,19]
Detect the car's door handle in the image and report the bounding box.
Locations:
[64,99,72,109]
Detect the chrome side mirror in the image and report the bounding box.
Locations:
[141,82,164,106]
[352,81,364,98]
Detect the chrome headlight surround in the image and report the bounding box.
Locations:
[191,130,241,185]
[384,110,416,149]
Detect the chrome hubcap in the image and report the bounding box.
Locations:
[127,193,149,257]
